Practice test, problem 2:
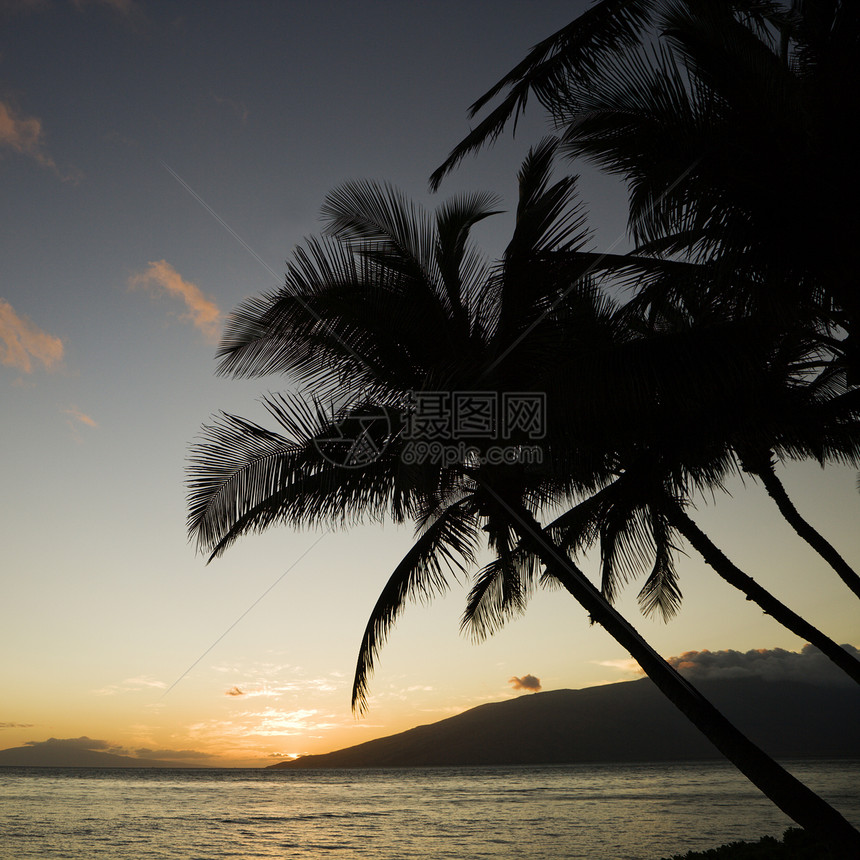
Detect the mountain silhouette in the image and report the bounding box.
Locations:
[0,745,205,769]
[271,676,860,769]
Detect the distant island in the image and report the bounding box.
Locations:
[0,743,206,769]
[271,675,860,769]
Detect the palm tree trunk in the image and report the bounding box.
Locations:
[753,459,860,600]
[661,499,860,686]
[499,499,860,856]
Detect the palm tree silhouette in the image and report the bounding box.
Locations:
[432,1,859,319]
[463,292,860,683]
[431,0,860,602]
[188,143,859,851]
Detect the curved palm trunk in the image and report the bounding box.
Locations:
[753,459,860,601]
[661,500,860,686]
[498,498,860,856]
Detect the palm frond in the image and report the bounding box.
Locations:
[187,393,409,561]
[433,190,501,327]
[506,137,591,256]
[460,546,540,643]
[636,509,682,621]
[429,0,657,189]
[351,499,480,713]
[321,180,437,294]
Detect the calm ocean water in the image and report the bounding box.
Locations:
[1,760,857,860]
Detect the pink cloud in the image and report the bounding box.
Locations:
[0,99,67,176]
[63,406,98,429]
[129,260,222,343]
[0,299,64,373]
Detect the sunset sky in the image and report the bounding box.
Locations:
[2,0,858,768]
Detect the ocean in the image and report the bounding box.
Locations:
[1,760,857,859]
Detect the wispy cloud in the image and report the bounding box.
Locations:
[129,260,222,343]
[0,721,34,729]
[189,708,344,741]
[63,405,98,440]
[63,407,97,428]
[592,658,643,676]
[0,99,79,181]
[0,299,64,374]
[93,675,167,696]
[0,99,55,170]
[216,663,343,699]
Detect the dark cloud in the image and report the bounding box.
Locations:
[225,686,244,696]
[0,722,34,729]
[668,644,859,686]
[509,674,542,692]
[135,748,217,761]
[24,736,125,753]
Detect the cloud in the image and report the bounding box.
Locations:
[667,644,859,686]
[63,405,98,440]
[0,100,79,180]
[225,686,244,697]
[0,299,64,374]
[0,722,34,729]
[0,100,57,171]
[93,676,167,696]
[509,674,541,692]
[128,260,222,342]
[25,736,125,754]
[62,406,97,428]
[188,708,342,741]
[134,747,217,761]
[592,658,643,676]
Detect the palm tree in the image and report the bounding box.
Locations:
[431,1,859,324]
[496,298,860,684]
[431,0,860,600]
[738,446,860,600]
[432,0,857,341]
[188,145,860,852]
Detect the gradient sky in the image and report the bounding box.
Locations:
[2,0,857,768]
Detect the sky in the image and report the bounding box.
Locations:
[1,0,858,768]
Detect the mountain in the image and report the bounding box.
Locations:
[0,745,201,769]
[271,676,860,769]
